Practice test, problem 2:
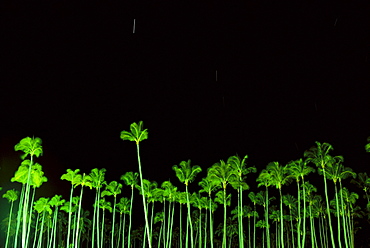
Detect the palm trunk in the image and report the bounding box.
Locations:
[322,165,336,248]
[128,186,134,248]
[135,143,152,248]
[186,185,194,248]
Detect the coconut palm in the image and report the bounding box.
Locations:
[248,191,264,248]
[172,160,202,248]
[304,141,336,248]
[350,172,370,202]
[120,121,152,248]
[116,197,131,248]
[325,156,356,248]
[33,197,52,248]
[365,136,370,152]
[13,137,43,248]
[102,180,122,248]
[207,160,237,248]
[161,180,178,248]
[256,169,273,248]
[60,169,82,248]
[199,176,219,248]
[121,171,138,248]
[48,194,65,248]
[90,168,106,248]
[97,198,112,248]
[282,194,297,248]
[227,154,256,248]
[286,158,315,248]
[2,189,19,248]
[265,161,291,248]
[74,173,92,248]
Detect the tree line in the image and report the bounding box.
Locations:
[2,122,370,248]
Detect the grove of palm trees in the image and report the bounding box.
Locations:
[1,122,370,248]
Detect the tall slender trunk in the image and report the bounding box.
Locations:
[186,185,194,248]
[321,164,336,248]
[135,144,151,248]
[128,186,134,248]
[279,188,284,248]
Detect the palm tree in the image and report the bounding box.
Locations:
[286,158,315,248]
[48,194,65,248]
[2,189,19,248]
[265,161,291,248]
[199,176,219,248]
[256,169,273,248]
[350,172,370,202]
[101,180,122,248]
[61,169,82,248]
[120,121,152,248]
[97,198,112,248]
[304,141,336,248]
[33,197,52,248]
[282,194,297,248]
[73,173,92,248]
[248,191,263,248]
[121,171,138,248]
[365,136,370,152]
[207,159,237,248]
[13,136,43,248]
[161,180,178,248]
[90,168,106,248]
[116,197,131,248]
[172,160,202,248]
[227,154,256,248]
[325,156,356,248]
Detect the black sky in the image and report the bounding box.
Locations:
[1,0,370,199]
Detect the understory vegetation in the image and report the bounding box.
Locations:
[2,122,370,248]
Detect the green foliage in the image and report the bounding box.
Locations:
[172,160,202,186]
[11,160,47,187]
[120,121,148,144]
[14,137,43,159]
[2,189,19,202]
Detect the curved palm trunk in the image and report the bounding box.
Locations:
[135,143,152,248]
[265,187,270,248]
[302,181,307,248]
[322,166,336,248]
[279,188,284,248]
[296,180,301,248]
[333,183,342,248]
[128,186,134,248]
[75,186,85,248]
[186,185,194,248]
[5,201,14,248]
[222,188,227,248]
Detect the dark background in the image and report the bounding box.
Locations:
[1,0,369,210]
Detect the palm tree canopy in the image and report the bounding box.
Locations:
[265,161,291,189]
[121,171,139,188]
[102,181,123,198]
[11,160,47,187]
[207,160,237,189]
[304,141,334,168]
[89,168,106,189]
[120,121,148,144]
[49,195,65,207]
[286,158,315,181]
[34,197,52,215]
[2,189,19,202]
[14,136,43,159]
[61,169,82,187]
[199,176,219,196]
[172,160,202,186]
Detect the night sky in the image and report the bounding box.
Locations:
[1,0,370,204]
